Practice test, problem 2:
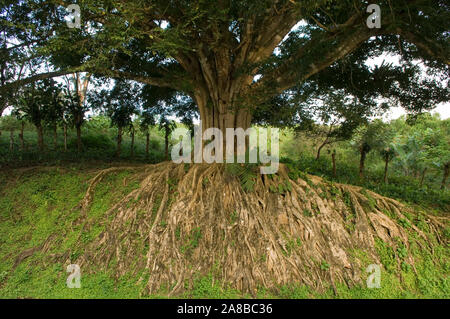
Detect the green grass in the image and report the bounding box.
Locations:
[0,126,166,168]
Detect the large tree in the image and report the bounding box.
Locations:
[1,1,448,142]
[2,1,449,295]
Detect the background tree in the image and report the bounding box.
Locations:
[351,120,391,180]
[380,146,396,184]
[158,117,177,161]
[43,86,65,150]
[15,79,61,151]
[392,114,450,188]
[63,73,92,152]
[0,115,21,151]
[139,110,156,160]
[94,79,140,158]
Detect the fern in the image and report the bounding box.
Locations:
[225,163,258,192]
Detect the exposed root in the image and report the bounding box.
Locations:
[12,234,56,271]
[78,166,146,216]
[28,162,448,296]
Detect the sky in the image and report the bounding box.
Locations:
[383,104,449,121]
[367,54,449,121]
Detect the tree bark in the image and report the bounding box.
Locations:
[316,141,328,160]
[441,162,449,190]
[146,132,150,159]
[193,90,252,145]
[36,124,44,152]
[117,126,123,158]
[76,124,82,152]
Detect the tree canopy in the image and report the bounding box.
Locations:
[1,1,449,136]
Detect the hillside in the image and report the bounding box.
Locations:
[0,163,448,299]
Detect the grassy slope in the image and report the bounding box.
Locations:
[0,164,448,299]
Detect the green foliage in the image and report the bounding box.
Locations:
[0,115,21,131]
[225,163,258,192]
[320,261,330,271]
[280,116,450,211]
[180,227,202,256]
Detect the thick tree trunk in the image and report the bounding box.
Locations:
[36,124,44,152]
[146,132,150,159]
[130,126,135,158]
[76,124,82,152]
[332,150,337,178]
[194,90,252,147]
[441,162,449,190]
[117,127,123,158]
[63,124,68,152]
[19,121,25,151]
[359,148,367,180]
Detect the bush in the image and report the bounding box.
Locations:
[68,133,115,151]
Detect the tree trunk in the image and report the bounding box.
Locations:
[63,124,68,151]
[359,148,367,180]
[331,150,337,178]
[165,125,169,161]
[193,90,252,151]
[36,124,44,152]
[383,155,389,185]
[53,126,58,150]
[130,126,135,158]
[19,121,25,151]
[441,162,449,190]
[316,140,328,160]
[146,132,150,159]
[419,168,427,188]
[76,124,82,152]
[117,127,123,158]
[9,130,14,152]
